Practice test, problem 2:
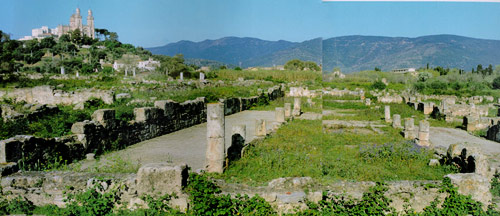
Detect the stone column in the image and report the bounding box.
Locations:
[384,106,391,123]
[205,103,225,173]
[61,66,65,75]
[365,98,371,106]
[180,72,184,81]
[404,118,416,139]
[255,119,267,136]
[275,107,285,123]
[200,72,205,81]
[292,97,301,116]
[418,120,430,147]
[284,103,292,117]
[392,114,401,128]
[133,67,136,77]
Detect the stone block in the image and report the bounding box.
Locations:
[446,173,491,208]
[154,100,178,118]
[384,106,391,123]
[275,107,285,123]
[292,98,301,116]
[392,114,401,128]
[255,119,267,136]
[0,139,22,163]
[134,107,163,123]
[284,103,292,117]
[136,163,188,196]
[71,121,95,134]
[91,109,115,127]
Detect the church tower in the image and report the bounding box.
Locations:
[70,8,83,31]
[87,9,95,39]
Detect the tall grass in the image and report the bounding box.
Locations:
[219,120,453,186]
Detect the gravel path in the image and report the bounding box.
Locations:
[80,110,276,171]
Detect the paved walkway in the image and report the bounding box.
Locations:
[430,127,500,168]
[430,127,500,156]
[81,110,276,171]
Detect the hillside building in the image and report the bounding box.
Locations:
[391,68,416,74]
[19,8,95,41]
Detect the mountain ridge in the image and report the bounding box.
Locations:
[147,35,500,73]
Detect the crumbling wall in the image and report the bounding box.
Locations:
[0,86,285,169]
[0,85,114,105]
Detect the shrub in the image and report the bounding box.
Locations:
[186,173,275,215]
[429,80,447,90]
[492,76,500,89]
[418,72,432,82]
[371,80,386,90]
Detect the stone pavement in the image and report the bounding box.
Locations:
[79,110,276,171]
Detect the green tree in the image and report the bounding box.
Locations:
[70,29,83,45]
[304,61,321,71]
[284,59,305,71]
[487,64,493,76]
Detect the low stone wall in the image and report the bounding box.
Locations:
[323,88,362,97]
[463,116,500,132]
[0,86,284,170]
[288,87,320,98]
[1,165,490,214]
[1,104,60,122]
[1,163,189,210]
[0,85,114,105]
[377,94,403,104]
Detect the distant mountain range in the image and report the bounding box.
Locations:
[147,35,500,73]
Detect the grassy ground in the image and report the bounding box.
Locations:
[217,119,454,186]
[252,96,323,113]
[323,95,462,128]
[215,69,322,83]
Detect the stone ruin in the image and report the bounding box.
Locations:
[0,85,114,106]
[0,86,285,174]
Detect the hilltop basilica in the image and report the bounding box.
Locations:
[19,8,95,41]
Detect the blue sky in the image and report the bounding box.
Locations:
[1,0,499,47]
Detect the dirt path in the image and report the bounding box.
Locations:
[80,110,276,171]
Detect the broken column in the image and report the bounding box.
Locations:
[284,103,292,117]
[417,120,430,147]
[180,72,184,81]
[292,97,301,116]
[404,118,416,139]
[365,98,371,106]
[205,103,225,173]
[392,114,401,128]
[200,72,205,81]
[275,107,285,123]
[384,106,391,123]
[255,119,267,137]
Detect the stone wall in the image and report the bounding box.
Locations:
[463,116,500,132]
[1,163,189,210]
[288,87,320,98]
[0,85,114,105]
[0,165,489,214]
[377,94,403,104]
[0,86,284,170]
